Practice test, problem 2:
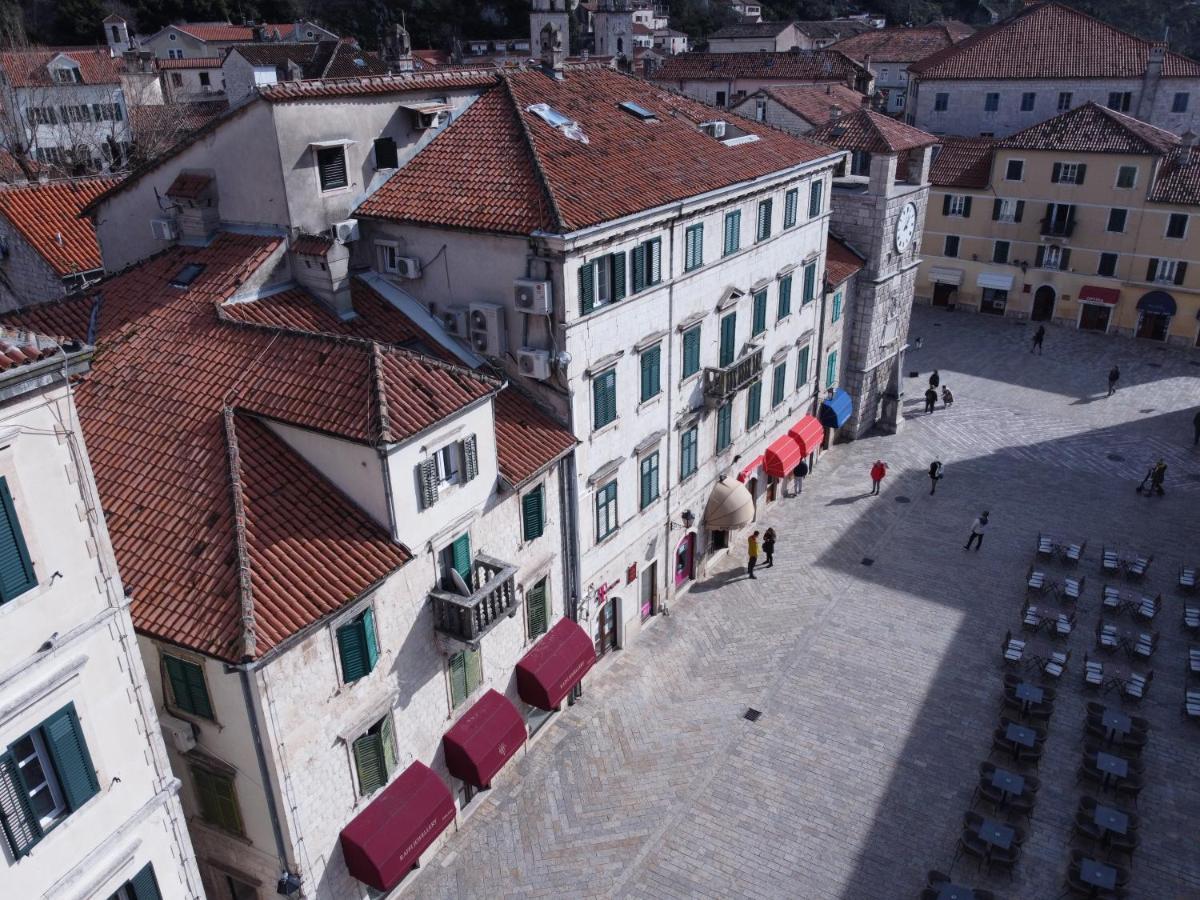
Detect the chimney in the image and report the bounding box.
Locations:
[383,22,414,73]
[291,238,355,319]
[166,172,220,244]
[539,22,566,78]
[253,24,267,42]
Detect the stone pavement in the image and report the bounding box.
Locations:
[409,308,1200,900]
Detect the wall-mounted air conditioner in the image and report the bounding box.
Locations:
[160,713,196,753]
[469,302,506,357]
[514,278,552,314]
[441,307,469,337]
[393,256,422,279]
[331,218,359,243]
[518,348,552,379]
[150,218,177,241]
[700,120,727,138]
[413,109,448,130]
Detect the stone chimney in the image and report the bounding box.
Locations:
[540,22,566,77]
[291,237,354,319]
[166,172,220,244]
[383,23,414,73]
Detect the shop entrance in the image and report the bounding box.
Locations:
[595,597,619,657]
[1079,303,1111,332]
[1032,286,1056,321]
[640,562,657,621]
[674,532,696,587]
[1135,312,1171,341]
[932,283,956,307]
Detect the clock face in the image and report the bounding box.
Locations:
[894,202,917,252]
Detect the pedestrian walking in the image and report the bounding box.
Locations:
[1193,409,1200,446]
[929,370,941,389]
[964,511,989,550]
[924,387,938,413]
[792,460,808,496]
[870,460,887,495]
[1107,365,1120,396]
[762,528,776,568]
[914,336,923,351]
[928,459,944,495]
[1031,325,1045,354]
[942,386,954,409]
[1150,458,1167,496]
[747,530,760,579]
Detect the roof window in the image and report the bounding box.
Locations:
[169,263,206,289]
[619,101,657,121]
[526,103,589,143]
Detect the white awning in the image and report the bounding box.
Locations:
[929,266,963,286]
[308,138,357,149]
[703,476,755,530]
[976,272,1014,291]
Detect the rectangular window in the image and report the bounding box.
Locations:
[107,863,161,900]
[170,72,183,88]
[1167,213,1188,239]
[983,93,999,112]
[1107,92,1131,112]
[796,345,810,389]
[526,578,549,639]
[316,146,348,191]
[164,655,214,719]
[1020,92,1035,112]
[192,767,244,835]
[1174,91,1190,113]
[1116,165,1138,189]
[684,223,703,271]
[771,363,786,408]
[1005,159,1024,181]
[808,180,823,217]
[448,649,482,709]
[934,92,949,111]
[745,380,762,429]
[595,480,618,541]
[1042,202,1076,236]
[1098,252,1118,277]
[199,71,211,87]
[0,477,36,604]
[943,194,971,217]
[438,533,472,587]
[593,369,617,429]
[777,274,792,320]
[631,238,662,292]
[353,716,400,798]
[1057,91,1072,111]
[751,289,767,336]
[1038,245,1069,271]
[1107,208,1127,233]
[992,240,1010,264]
[993,198,1024,223]
[522,484,545,541]
[849,150,871,176]
[825,350,838,390]
[715,403,732,452]
[639,452,660,509]
[1051,162,1086,185]
[723,211,741,255]
[640,345,662,402]
[783,188,798,228]
[802,262,817,304]
[830,289,843,323]
[944,235,960,257]
[681,325,701,378]
[755,199,772,242]
[374,136,398,169]
[1147,258,1187,285]
[719,313,736,367]
[680,427,698,480]
[434,443,461,486]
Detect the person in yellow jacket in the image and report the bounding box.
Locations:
[747,530,760,579]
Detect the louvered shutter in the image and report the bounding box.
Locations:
[362,607,379,670]
[961,197,972,218]
[778,274,792,318]
[803,263,816,302]
[683,326,700,376]
[941,194,951,215]
[641,346,660,401]
[0,478,35,603]
[42,704,98,811]
[465,648,481,694]
[129,863,163,900]
[164,655,193,713]
[0,752,40,857]
[578,262,595,314]
[1076,164,1086,184]
[337,617,368,683]
[1052,162,1062,183]
[449,652,467,707]
[462,434,479,481]
[522,486,544,541]
[352,732,386,794]
[1146,258,1158,281]
[784,189,797,227]
[1035,245,1045,267]
[1015,200,1024,222]
[752,291,766,334]
[418,458,439,508]
[1176,261,1188,285]
[527,580,548,637]
[992,199,1002,221]
[317,147,348,190]
[648,239,662,284]
[1060,249,1071,270]
[451,534,472,584]
[631,245,646,292]
[719,314,736,366]
[380,715,397,777]
[610,253,626,301]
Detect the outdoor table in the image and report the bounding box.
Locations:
[936,886,976,900]
[1094,804,1129,836]
[991,768,1025,797]
[1095,752,1129,782]
[1013,683,1044,706]
[976,819,1014,851]
[1080,858,1117,891]
[1100,707,1131,736]
[1005,723,1037,748]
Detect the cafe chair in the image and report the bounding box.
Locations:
[1036,533,1056,558]
[984,844,1019,880]
[1106,830,1140,861]
[1061,575,1085,603]
[1180,564,1197,593]
[1182,603,1200,636]
[1101,547,1120,575]
[1183,687,1200,722]
[1055,611,1077,639]
[1027,565,1052,595]
[1102,584,1123,611]
[1043,649,1071,681]
[1113,775,1144,808]
[1073,810,1106,844]
[1122,671,1153,703]
[1063,540,1086,566]
[1125,631,1158,661]
[1083,653,1104,689]
[1096,620,1121,654]
[1126,554,1153,581]
[1134,594,1160,621]
[1022,600,1043,632]
[1002,630,1026,666]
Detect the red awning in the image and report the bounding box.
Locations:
[763,433,803,478]
[340,761,455,891]
[788,415,824,457]
[1078,285,1119,305]
[736,455,763,483]
[516,618,595,710]
[442,689,527,789]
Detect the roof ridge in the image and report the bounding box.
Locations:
[222,406,258,661]
[369,341,392,444]
[499,73,565,233]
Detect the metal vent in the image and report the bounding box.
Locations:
[861,557,874,566]
[743,708,762,722]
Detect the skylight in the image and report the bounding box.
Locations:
[169,263,206,289]
[618,101,657,121]
[526,103,589,144]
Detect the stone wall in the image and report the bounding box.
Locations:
[0,220,68,311]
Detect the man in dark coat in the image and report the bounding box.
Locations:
[929,460,944,494]
[924,387,938,413]
[1107,365,1120,396]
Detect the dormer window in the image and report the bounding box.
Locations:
[52,65,82,84]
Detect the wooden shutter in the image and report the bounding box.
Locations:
[193,768,240,832]
[773,364,786,406]
[1035,245,1045,267]
[362,607,379,671]
[462,434,479,481]
[631,245,646,292]
[451,533,472,584]
[778,275,791,318]
[757,200,771,239]
[1052,162,1062,183]
[129,863,163,900]
[449,652,468,706]
[352,732,386,795]
[380,715,397,778]
[1060,249,1071,270]
[719,314,736,366]
[527,579,548,637]
[1146,258,1158,281]
[465,648,481,694]
[785,189,797,226]
[522,486,544,541]
[992,199,1002,221]
[641,346,660,400]
[941,194,951,215]
[1015,200,1024,222]
[579,262,595,314]
[0,752,40,857]
[683,326,700,375]
[1175,261,1188,285]
[648,238,662,284]
[418,458,439,508]
[337,617,368,683]
[1076,163,1086,184]
[803,263,816,302]
[42,704,99,811]
[165,656,212,719]
[961,196,972,218]
[0,478,35,603]
[317,147,347,190]
[753,291,766,334]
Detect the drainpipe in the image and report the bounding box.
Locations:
[813,272,830,463]
[560,452,584,703]
[662,216,678,609]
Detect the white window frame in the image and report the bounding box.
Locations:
[1153,258,1180,284]
[997,199,1018,223]
[1004,159,1024,182]
[168,48,183,59]
[1106,208,1127,234]
[375,241,400,274]
[1057,162,1082,184]
[12,731,67,828]
[435,442,461,486]
[947,195,968,217]
[1165,213,1189,240]
[1042,246,1063,270]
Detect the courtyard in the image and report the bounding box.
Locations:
[409,306,1200,899]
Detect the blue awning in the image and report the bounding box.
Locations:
[1137,290,1176,316]
[819,389,853,429]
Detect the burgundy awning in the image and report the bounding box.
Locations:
[340,761,455,891]
[736,455,763,483]
[763,433,803,478]
[442,689,527,789]
[516,618,595,710]
[1078,285,1119,305]
[788,415,824,457]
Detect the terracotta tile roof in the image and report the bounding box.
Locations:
[165,172,212,200]
[1,233,506,661]
[1149,148,1200,206]
[359,67,837,235]
[908,1,1200,80]
[156,56,222,69]
[0,327,66,371]
[0,147,42,184]
[0,178,116,276]
[794,19,876,41]
[321,45,390,79]
[290,234,334,257]
[710,22,796,39]
[225,40,387,80]
[258,69,500,101]
[929,137,994,188]
[653,50,866,83]
[824,235,864,286]
[741,83,865,126]
[129,99,230,146]
[830,24,971,63]
[0,47,122,87]
[999,102,1180,155]
[492,388,576,485]
[808,108,936,153]
[174,23,257,41]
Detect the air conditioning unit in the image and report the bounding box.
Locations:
[394,256,422,279]
[150,218,177,241]
[413,109,448,130]
[160,713,196,754]
[514,278,552,314]
[469,302,506,357]
[331,218,360,243]
[518,348,553,380]
[700,120,726,138]
[441,307,469,336]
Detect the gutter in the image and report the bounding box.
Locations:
[238,665,296,886]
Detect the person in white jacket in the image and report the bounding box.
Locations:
[964,511,989,551]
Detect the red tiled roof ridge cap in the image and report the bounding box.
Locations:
[499,73,566,233]
[221,406,257,661]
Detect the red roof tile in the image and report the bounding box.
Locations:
[653,50,866,84]
[0,47,122,87]
[929,137,994,188]
[999,102,1180,155]
[825,235,864,286]
[908,2,1200,80]
[290,234,334,257]
[831,24,972,63]
[808,108,936,154]
[173,23,257,42]
[165,172,212,200]
[258,69,500,101]
[156,56,222,69]
[359,67,837,235]
[492,389,576,485]
[1149,147,1200,206]
[746,83,866,127]
[0,178,116,276]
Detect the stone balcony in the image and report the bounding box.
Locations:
[703,346,763,406]
[430,553,519,646]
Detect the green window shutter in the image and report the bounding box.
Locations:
[594,370,616,428]
[682,326,700,377]
[752,290,767,335]
[685,224,703,270]
[578,262,595,314]
[784,189,798,227]
[719,314,736,367]
[42,704,99,812]
[802,263,816,303]
[680,427,697,478]
[129,863,163,900]
[192,769,242,834]
[716,403,732,451]
[724,211,740,254]
[610,253,626,302]
[362,607,379,671]
[756,200,771,240]
[826,351,838,389]
[640,346,661,401]
[451,533,471,584]
[183,660,212,718]
[772,364,786,407]
[165,656,213,719]
[797,346,810,387]
[522,486,544,541]
[631,245,646,293]
[746,382,762,428]
[337,618,368,683]
[527,579,548,637]
[465,648,482,694]
[0,477,36,604]
[462,434,479,481]
[164,656,192,713]
[0,752,41,857]
[418,458,439,509]
[380,715,398,778]
[809,180,823,217]
[352,732,386,795]
[449,652,468,707]
[777,275,792,319]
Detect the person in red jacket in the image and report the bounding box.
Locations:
[870,460,888,496]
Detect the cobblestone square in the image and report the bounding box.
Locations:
[411,307,1200,900]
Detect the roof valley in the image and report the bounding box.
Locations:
[499,74,566,234]
[223,406,258,661]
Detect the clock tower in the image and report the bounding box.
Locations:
[811,109,936,437]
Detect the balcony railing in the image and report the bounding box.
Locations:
[703,346,763,405]
[430,553,519,645]
[1039,217,1076,238]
